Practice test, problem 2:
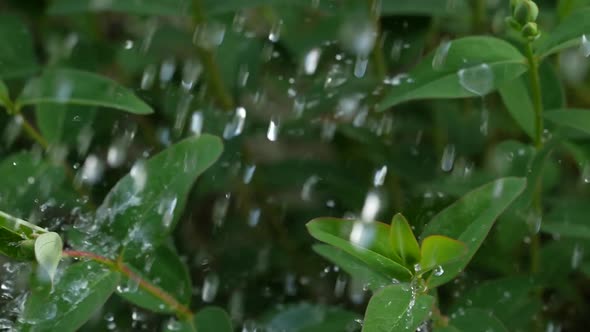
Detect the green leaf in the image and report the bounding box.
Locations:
[307,218,413,281]
[17,68,153,114]
[82,135,223,259]
[421,177,526,287]
[381,0,469,16]
[18,261,120,332]
[545,109,590,135]
[48,0,190,16]
[378,37,527,110]
[0,210,47,238]
[389,213,421,267]
[448,309,508,332]
[162,306,232,332]
[498,76,535,139]
[542,222,590,239]
[34,232,63,283]
[0,210,46,261]
[313,244,392,292]
[0,79,9,108]
[261,303,360,332]
[117,245,191,313]
[36,104,97,146]
[419,235,466,274]
[0,15,39,79]
[362,284,434,332]
[534,7,590,58]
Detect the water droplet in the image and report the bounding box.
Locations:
[212,193,231,228]
[432,40,452,70]
[123,40,134,50]
[458,63,494,96]
[140,64,156,90]
[572,243,584,269]
[354,55,369,78]
[243,164,256,184]
[266,116,280,142]
[159,58,177,86]
[361,190,381,221]
[190,111,204,136]
[580,34,590,57]
[201,272,220,303]
[441,144,456,172]
[193,22,226,50]
[223,107,247,139]
[373,165,388,187]
[78,154,104,185]
[130,160,147,192]
[301,175,321,201]
[304,48,321,75]
[581,162,590,183]
[158,196,178,228]
[334,274,347,298]
[340,21,377,56]
[181,59,202,91]
[248,208,261,227]
[349,221,376,248]
[268,20,283,42]
[433,265,444,276]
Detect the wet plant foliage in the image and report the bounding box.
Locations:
[0,0,590,331]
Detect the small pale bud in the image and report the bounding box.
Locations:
[522,22,540,41]
[514,1,539,25]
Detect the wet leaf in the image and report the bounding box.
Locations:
[34,232,63,283]
[48,0,191,16]
[389,213,421,267]
[498,76,535,139]
[545,109,590,135]
[18,261,120,332]
[541,222,590,239]
[534,7,590,57]
[0,14,38,79]
[261,303,360,332]
[379,37,527,109]
[194,307,232,332]
[421,177,526,287]
[17,68,153,114]
[362,283,434,332]
[307,218,413,281]
[117,245,192,313]
[448,309,508,332]
[90,135,223,259]
[419,235,466,274]
[35,104,97,146]
[381,0,469,16]
[313,244,391,292]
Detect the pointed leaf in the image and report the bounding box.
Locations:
[117,245,192,313]
[18,261,120,331]
[421,177,526,287]
[0,15,38,79]
[36,104,97,146]
[534,8,590,58]
[363,284,434,332]
[498,76,535,139]
[75,135,223,259]
[0,211,46,261]
[390,213,421,267]
[313,244,391,292]
[34,232,63,283]
[545,109,590,135]
[378,37,527,110]
[17,68,153,114]
[419,235,466,273]
[307,218,412,281]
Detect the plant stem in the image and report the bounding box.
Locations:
[369,0,387,80]
[64,250,195,322]
[191,0,234,110]
[21,117,48,149]
[524,41,543,274]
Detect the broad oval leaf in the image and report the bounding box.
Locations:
[17,68,153,114]
[421,177,526,287]
[313,244,392,292]
[534,8,590,58]
[164,306,233,332]
[545,109,590,135]
[389,213,421,267]
[363,284,434,332]
[307,218,413,281]
[18,261,120,332]
[419,235,466,274]
[34,232,63,283]
[74,134,223,259]
[0,15,38,79]
[117,245,192,313]
[378,37,527,110]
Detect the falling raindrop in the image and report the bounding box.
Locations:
[441,144,456,172]
[266,116,280,142]
[159,58,177,86]
[580,34,590,57]
[248,208,261,227]
[373,165,388,187]
[432,39,451,70]
[130,160,147,192]
[361,190,381,222]
[304,48,321,75]
[340,21,377,57]
[140,64,156,90]
[190,111,204,136]
[181,59,202,91]
[457,63,494,96]
[243,164,256,184]
[354,56,369,78]
[212,193,231,228]
[223,107,247,139]
[268,20,283,42]
[158,196,178,228]
[301,175,321,201]
[572,244,584,269]
[201,272,220,303]
[78,154,104,185]
[581,162,590,183]
[480,103,489,136]
[193,22,226,50]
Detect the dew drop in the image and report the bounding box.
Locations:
[458,63,494,96]
[441,144,456,172]
[373,165,388,187]
[190,111,204,136]
[266,116,280,142]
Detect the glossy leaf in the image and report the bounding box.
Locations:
[35,104,97,146]
[0,210,45,261]
[194,307,233,332]
[0,15,38,79]
[48,0,190,16]
[34,232,63,283]
[534,7,590,57]
[313,245,391,292]
[17,68,153,114]
[362,284,434,332]
[389,213,421,266]
[117,245,192,313]
[542,222,590,239]
[381,0,469,16]
[379,37,527,109]
[498,76,535,139]
[421,177,526,287]
[448,309,508,332]
[419,235,466,273]
[307,218,412,281]
[545,109,590,135]
[261,303,359,332]
[88,135,223,259]
[18,261,120,331]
